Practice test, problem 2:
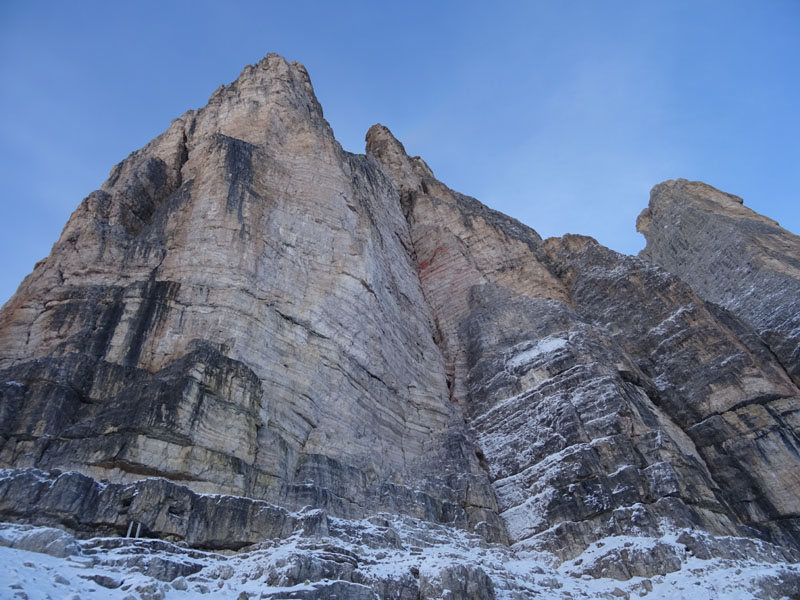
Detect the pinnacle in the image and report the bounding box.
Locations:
[365,124,407,157]
[365,124,435,194]
[207,53,315,108]
[248,52,290,73]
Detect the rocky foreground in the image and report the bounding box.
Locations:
[1,54,799,599]
[2,489,798,600]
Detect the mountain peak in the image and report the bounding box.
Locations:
[1,56,800,599]
[195,53,328,149]
[638,178,779,237]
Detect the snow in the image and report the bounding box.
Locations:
[0,520,798,599]
[506,336,568,370]
[646,304,695,337]
[499,488,557,541]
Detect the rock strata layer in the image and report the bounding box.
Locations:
[638,179,800,385]
[0,55,497,540]
[2,469,800,599]
[1,54,799,596]
[364,124,800,558]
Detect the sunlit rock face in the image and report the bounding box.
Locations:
[1,54,799,596]
[0,55,497,537]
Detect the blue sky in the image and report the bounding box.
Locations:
[1,1,798,305]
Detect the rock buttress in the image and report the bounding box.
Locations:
[638,178,800,385]
[0,55,501,538]
[367,125,800,560]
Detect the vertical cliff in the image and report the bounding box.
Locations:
[366,126,800,560]
[1,55,799,598]
[638,179,800,385]
[0,54,499,538]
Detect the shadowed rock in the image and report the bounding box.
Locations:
[638,179,800,385]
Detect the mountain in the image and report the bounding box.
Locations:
[1,54,799,599]
[638,178,800,386]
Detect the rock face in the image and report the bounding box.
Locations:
[0,55,496,538]
[366,124,800,558]
[638,179,800,385]
[0,54,799,597]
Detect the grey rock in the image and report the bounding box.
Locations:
[260,581,378,600]
[418,565,495,600]
[565,539,684,580]
[638,179,800,385]
[365,124,800,562]
[0,468,303,549]
[542,235,800,551]
[675,529,792,563]
[269,548,358,587]
[81,573,122,589]
[134,582,166,600]
[171,576,188,590]
[0,53,798,596]
[0,54,489,536]
[752,568,800,600]
[356,573,419,600]
[0,523,80,557]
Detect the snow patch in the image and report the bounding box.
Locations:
[506,336,568,369]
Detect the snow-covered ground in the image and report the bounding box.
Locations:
[1,517,798,599]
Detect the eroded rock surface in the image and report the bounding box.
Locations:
[543,236,800,550]
[0,55,493,537]
[2,512,800,599]
[1,54,799,597]
[365,125,800,560]
[638,179,800,385]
